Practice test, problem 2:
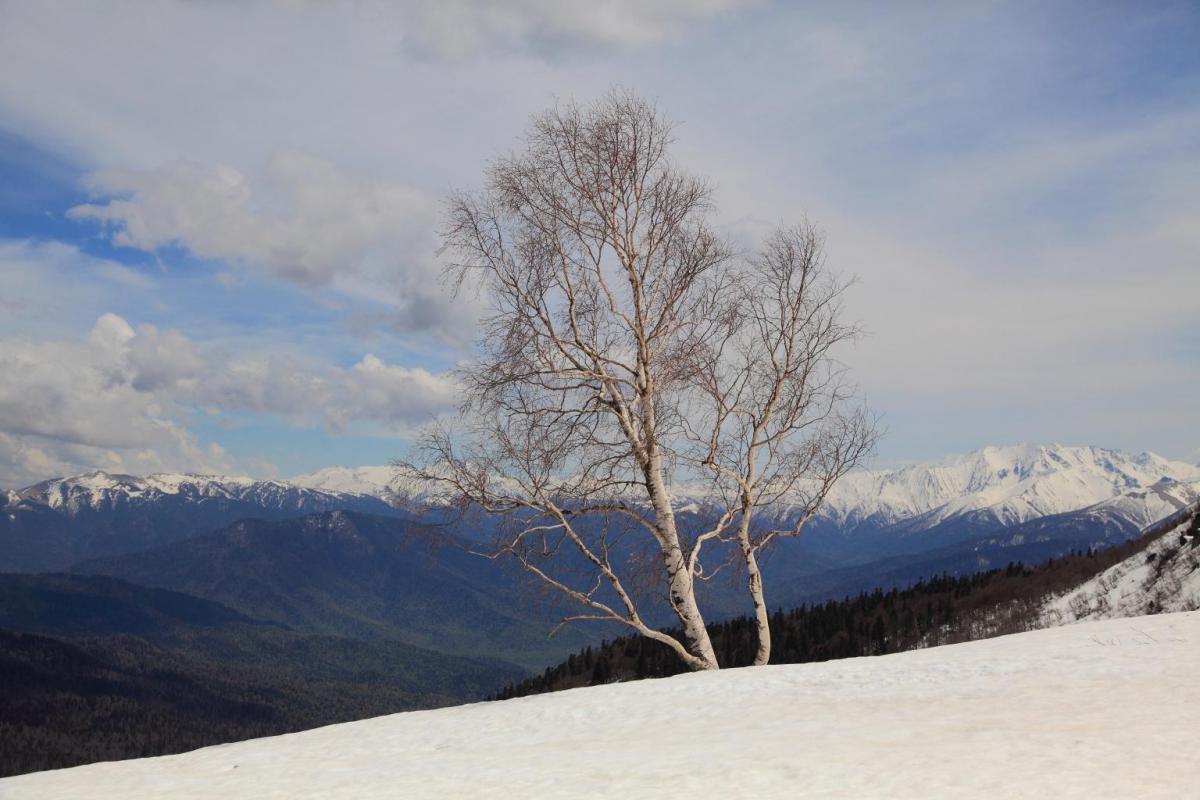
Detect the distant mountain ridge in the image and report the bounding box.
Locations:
[1,471,399,572]
[4,444,1196,574]
[288,445,1200,604]
[7,443,1192,524]
[801,444,1199,531]
[294,443,1200,537]
[7,470,390,514]
[289,465,409,503]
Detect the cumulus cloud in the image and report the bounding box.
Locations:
[1,0,1196,468]
[0,313,459,486]
[0,315,230,486]
[335,354,460,429]
[122,323,208,393]
[69,155,430,287]
[203,352,458,433]
[66,154,479,340]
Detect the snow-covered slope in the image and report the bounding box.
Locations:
[1052,477,1200,533]
[1043,503,1200,624]
[6,611,1197,799]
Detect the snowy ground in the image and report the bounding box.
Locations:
[5,611,1198,799]
[1043,520,1200,624]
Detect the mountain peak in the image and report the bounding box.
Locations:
[10,443,1197,544]
[7,470,395,519]
[818,443,1200,531]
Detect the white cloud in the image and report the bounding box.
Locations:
[0,1,747,173]
[205,351,459,434]
[112,316,208,393]
[69,155,430,287]
[66,154,480,340]
[0,0,1196,468]
[0,313,459,486]
[0,316,229,486]
[337,354,461,430]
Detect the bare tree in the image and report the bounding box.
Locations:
[399,91,873,672]
[682,225,877,666]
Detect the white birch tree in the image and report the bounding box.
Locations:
[683,224,876,666]
[400,91,874,671]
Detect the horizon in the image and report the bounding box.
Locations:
[2,1,1198,487]
[6,440,1198,489]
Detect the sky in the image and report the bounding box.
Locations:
[0,0,1197,487]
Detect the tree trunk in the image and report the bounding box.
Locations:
[743,544,771,666]
[646,447,718,671]
[662,539,719,670]
[734,497,771,666]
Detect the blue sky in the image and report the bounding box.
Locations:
[0,0,1197,486]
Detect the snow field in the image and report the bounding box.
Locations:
[5,611,1198,799]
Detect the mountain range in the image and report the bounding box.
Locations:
[1,471,398,571]
[3,443,1197,778]
[812,444,1198,531]
[290,444,1200,546]
[5,443,1197,581]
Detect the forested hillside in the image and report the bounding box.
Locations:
[72,511,593,669]
[0,574,526,777]
[0,629,464,777]
[495,515,1190,699]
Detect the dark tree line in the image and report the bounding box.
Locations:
[494,529,1177,700]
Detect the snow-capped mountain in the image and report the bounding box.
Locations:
[293,443,1200,536]
[290,465,412,503]
[816,444,1200,534]
[1,470,398,572]
[1053,476,1200,532]
[10,470,382,515]
[6,444,1196,575]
